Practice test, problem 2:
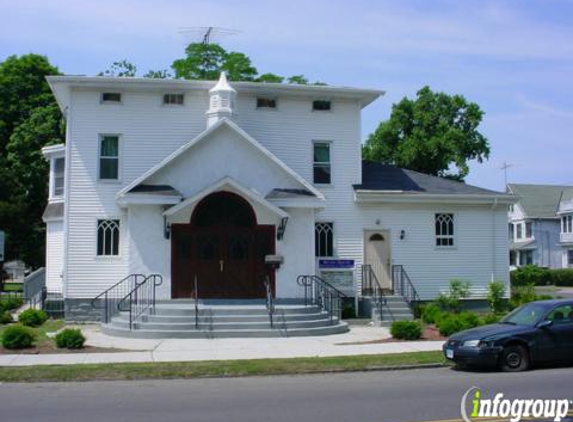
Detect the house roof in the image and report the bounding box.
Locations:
[507,183,573,218]
[128,184,182,196]
[509,239,536,250]
[42,202,64,221]
[265,188,315,200]
[354,162,505,195]
[46,75,384,111]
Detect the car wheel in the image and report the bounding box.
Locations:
[500,345,530,372]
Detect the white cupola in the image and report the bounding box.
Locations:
[206,72,236,128]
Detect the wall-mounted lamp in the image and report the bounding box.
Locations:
[164,215,171,240]
[400,230,406,240]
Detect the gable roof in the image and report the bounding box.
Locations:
[355,162,505,195]
[117,118,324,201]
[507,183,573,218]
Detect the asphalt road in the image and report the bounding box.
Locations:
[0,366,572,422]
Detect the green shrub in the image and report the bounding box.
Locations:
[18,309,48,327]
[509,284,552,309]
[481,313,502,325]
[437,311,482,337]
[435,279,471,313]
[0,311,13,324]
[0,297,24,312]
[487,280,507,314]
[549,269,573,287]
[390,320,422,340]
[1,324,36,349]
[55,328,85,349]
[421,303,443,324]
[511,265,551,286]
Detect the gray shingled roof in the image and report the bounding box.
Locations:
[129,184,182,196]
[265,188,315,200]
[508,183,573,218]
[354,162,504,195]
[42,203,64,220]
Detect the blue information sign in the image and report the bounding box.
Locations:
[318,259,355,269]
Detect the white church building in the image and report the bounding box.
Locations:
[42,73,515,335]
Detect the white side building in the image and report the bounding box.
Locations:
[42,73,515,321]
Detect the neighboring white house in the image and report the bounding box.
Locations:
[507,183,573,269]
[557,187,573,268]
[42,73,515,320]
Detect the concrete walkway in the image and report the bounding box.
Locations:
[0,325,444,367]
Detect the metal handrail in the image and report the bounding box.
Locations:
[361,264,387,307]
[193,275,199,329]
[296,275,347,324]
[392,265,420,304]
[117,274,163,330]
[91,274,147,323]
[264,275,274,328]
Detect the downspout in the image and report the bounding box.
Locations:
[490,198,499,283]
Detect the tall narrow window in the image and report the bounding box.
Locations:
[99,135,119,180]
[516,224,523,239]
[53,157,65,197]
[525,221,533,238]
[313,142,331,184]
[435,213,455,247]
[568,250,573,266]
[97,219,120,256]
[508,223,514,241]
[315,222,334,257]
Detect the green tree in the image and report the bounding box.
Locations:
[362,86,489,180]
[172,43,228,80]
[286,75,309,85]
[256,73,285,83]
[221,52,257,81]
[98,60,137,77]
[143,69,171,79]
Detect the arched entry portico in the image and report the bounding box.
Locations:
[171,191,275,299]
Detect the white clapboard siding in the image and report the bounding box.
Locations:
[46,221,64,294]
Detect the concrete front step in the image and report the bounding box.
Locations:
[136,312,330,324]
[112,318,336,331]
[152,305,322,316]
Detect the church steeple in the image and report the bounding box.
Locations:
[206,72,236,128]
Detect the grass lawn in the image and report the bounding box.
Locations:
[1,283,23,292]
[0,351,447,383]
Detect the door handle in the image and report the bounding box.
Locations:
[219,260,224,272]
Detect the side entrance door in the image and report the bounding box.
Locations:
[364,230,391,289]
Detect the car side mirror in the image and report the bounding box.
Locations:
[537,320,553,329]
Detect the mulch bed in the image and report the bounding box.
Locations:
[336,324,446,345]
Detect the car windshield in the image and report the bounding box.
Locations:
[501,303,547,326]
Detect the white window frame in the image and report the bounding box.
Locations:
[100,92,123,104]
[162,93,185,106]
[98,134,122,183]
[256,97,278,110]
[312,140,332,186]
[525,221,533,238]
[96,218,121,257]
[52,156,65,198]
[568,249,573,267]
[312,99,332,112]
[562,215,573,234]
[516,223,523,239]
[315,222,335,257]
[435,213,456,248]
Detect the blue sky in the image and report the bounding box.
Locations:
[2,0,572,190]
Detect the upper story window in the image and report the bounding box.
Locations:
[101,92,121,103]
[97,219,120,256]
[163,93,184,105]
[508,223,514,241]
[53,157,65,197]
[99,135,119,180]
[525,221,533,238]
[313,141,331,184]
[568,250,573,266]
[435,213,455,247]
[315,222,334,257]
[516,223,523,239]
[312,100,331,111]
[256,98,276,109]
[563,215,573,233]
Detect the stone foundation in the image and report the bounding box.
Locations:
[65,298,103,322]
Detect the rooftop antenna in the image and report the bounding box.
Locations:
[178,27,242,45]
[500,162,514,187]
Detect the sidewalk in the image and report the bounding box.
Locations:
[0,325,444,367]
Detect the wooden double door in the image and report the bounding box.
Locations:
[171,225,275,299]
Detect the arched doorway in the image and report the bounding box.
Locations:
[171,191,275,299]
[364,230,391,289]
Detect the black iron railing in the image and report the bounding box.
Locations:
[296,275,347,324]
[264,275,275,328]
[118,274,163,330]
[361,264,386,308]
[193,275,199,329]
[392,265,420,304]
[91,274,147,324]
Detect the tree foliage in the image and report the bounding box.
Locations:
[362,86,490,180]
[98,60,137,77]
[0,55,63,267]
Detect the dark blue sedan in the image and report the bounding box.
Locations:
[443,299,573,371]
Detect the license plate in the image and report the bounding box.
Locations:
[446,348,454,359]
